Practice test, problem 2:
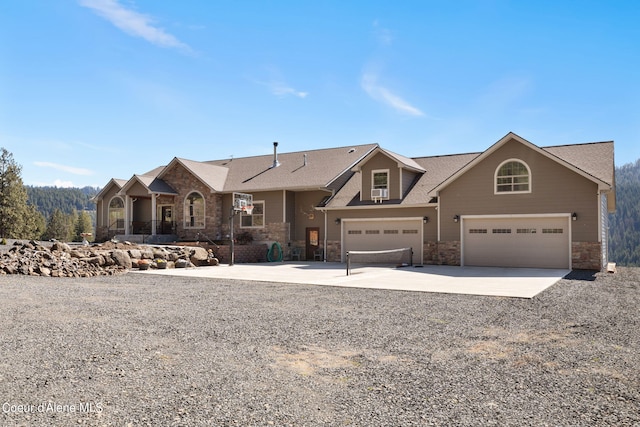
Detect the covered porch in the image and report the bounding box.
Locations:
[114,175,179,242]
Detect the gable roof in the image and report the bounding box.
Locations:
[325,152,478,208]
[157,157,229,192]
[206,144,378,192]
[542,141,615,187]
[119,174,178,196]
[109,134,614,211]
[352,147,426,173]
[429,132,615,197]
[92,178,128,201]
[324,133,615,209]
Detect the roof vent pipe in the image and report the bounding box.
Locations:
[303,153,307,166]
[272,141,280,168]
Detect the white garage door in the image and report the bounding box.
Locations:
[343,219,422,265]
[463,216,570,269]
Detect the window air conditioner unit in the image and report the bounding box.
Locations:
[371,188,388,202]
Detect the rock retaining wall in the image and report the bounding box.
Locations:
[0,241,221,277]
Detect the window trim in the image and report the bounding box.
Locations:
[108,196,125,230]
[494,159,532,195]
[371,169,390,200]
[240,200,265,229]
[184,191,205,229]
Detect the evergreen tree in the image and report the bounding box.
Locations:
[22,205,46,240]
[43,208,74,241]
[74,210,94,242]
[608,159,640,266]
[0,148,43,238]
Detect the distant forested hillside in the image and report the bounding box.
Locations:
[26,186,100,219]
[609,159,640,266]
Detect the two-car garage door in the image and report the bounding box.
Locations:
[463,216,570,269]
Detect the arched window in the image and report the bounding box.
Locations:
[495,160,531,193]
[184,192,205,228]
[108,196,125,229]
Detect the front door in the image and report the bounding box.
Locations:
[161,206,173,234]
[306,227,320,260]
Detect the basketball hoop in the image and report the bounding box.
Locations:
[242,205,254,216]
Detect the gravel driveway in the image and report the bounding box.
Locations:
[1,268,638,426]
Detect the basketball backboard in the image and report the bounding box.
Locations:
[233,192,253,212]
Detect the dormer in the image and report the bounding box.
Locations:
[351,147,426,203]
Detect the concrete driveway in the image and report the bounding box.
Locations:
[134,262,570,298]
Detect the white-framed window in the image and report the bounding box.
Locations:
[108,196,124,230]
[184,191,205,228]
[371,169,389,199]
[241,200,264,228]
[495,159,531,194]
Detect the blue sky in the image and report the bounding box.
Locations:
[1,1,638,188]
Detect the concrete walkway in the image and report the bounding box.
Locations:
[133,262,570,298]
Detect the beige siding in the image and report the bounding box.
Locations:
[401,169,418,197]
[360,152,400,200]
[230,190,284,224]
[97,185,122,230]
[286,190,296,237]
[133,198,152,223]
[96,199,104,230]
[439,139,599,242]
[128,181,149,197]
[293,190,330,241]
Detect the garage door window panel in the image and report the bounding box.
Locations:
[495,160,531,194]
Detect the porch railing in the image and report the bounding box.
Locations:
[106,220,177,239]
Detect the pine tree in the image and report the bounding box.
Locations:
[74,210,94,242]
[43,209,74,241]
[0,148,43,239]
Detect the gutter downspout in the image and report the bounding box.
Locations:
[323,209,327,262]
[436,192,441,242]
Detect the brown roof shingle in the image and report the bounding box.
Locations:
[206,144,378,192]
[542,141,614,186]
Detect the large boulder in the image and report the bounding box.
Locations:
[189,247,209,266]
[110,250,132,269]
[51,241,72,252]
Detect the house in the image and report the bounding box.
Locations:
[93,132,615,270]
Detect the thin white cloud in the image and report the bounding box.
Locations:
[250,68,308,98]
[372,20,393,46]
[52,179,76,188]
[32,179,76,188]
[79,0,192,53]
[75,140,120,153]
[34,162,94,176]
[268,81,308,98]
[361,72,424,117]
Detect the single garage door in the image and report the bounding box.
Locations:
[343,219,422,265]
[463,216,570,269]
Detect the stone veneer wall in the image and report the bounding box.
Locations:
[159,164,224,241]
[326,241,341,262]
[250,223,290,247]
[220,222,290,248]
[216,244,268,264]
[422,241,462,265]
[572,242,602,270]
